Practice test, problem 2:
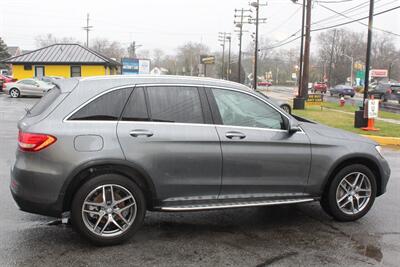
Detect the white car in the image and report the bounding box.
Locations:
[4,79,55,98]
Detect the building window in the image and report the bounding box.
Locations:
[34,66,45,78]
[24,64,32,70]
[71,66,81,77]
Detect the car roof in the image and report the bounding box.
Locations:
[54,75,253,94]
[78,75,252,92]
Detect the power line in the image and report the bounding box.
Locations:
[260,5,400,50]
[318,2,400,37]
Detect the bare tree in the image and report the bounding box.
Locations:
[35,34,79,48]
[91,38,126,60]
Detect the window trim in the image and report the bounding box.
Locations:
[64,83,292,129]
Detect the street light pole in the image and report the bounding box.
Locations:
[342,54,354,86]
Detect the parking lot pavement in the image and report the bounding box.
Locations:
[0,93,399,266]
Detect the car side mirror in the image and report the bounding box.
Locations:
[288,122,301,134]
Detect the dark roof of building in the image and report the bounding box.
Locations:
[2,44,121,66]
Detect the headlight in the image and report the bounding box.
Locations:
[375,145,384,158]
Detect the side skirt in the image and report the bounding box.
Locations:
[156,198,315,212]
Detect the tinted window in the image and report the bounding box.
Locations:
[69,88,132,120]
[212,89,285,130]
[19,79,37,85]
[146,86,204,123]
[121,87,149,121]
[28,88,61,117]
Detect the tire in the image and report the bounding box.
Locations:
[71,173,146,246]
[9,88,20,98]
[280,104,291,114]
[320,164,377,222]
[330,92,333,96]
[351,95,354,98]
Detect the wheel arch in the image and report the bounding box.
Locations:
[60,159,158,213]
[322,156,383,197]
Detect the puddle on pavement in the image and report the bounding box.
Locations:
[351,233,383,262]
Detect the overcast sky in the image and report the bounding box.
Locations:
[1,0,399,55]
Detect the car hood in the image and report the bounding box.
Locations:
[300,120,377,145]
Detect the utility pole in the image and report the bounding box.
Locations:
[355,0,375,128]
[82,13,93,47]
[293,0,306,109]
[234,8,252,84]
[249,1,267,90]
[218,32,231,79]
[301,0,312,102]
[227,36,232,80]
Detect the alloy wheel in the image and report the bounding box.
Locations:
[10,89,19,98]
[336,172,372,215]
[81,184,137,237]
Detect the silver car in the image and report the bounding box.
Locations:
[10,76,390,245]
[4,78,54,98]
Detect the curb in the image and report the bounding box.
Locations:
[362,135,400,146]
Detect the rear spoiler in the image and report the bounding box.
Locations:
[52,78,80,93]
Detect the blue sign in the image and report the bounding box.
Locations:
[122,58,139,75]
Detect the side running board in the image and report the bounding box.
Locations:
[159,198,315,211]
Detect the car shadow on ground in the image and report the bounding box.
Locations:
[1,204,383,266]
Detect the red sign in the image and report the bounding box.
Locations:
[370,69,388,78]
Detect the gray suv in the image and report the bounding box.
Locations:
[10,76,390,245]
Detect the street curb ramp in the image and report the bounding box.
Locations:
[362,135,400,146]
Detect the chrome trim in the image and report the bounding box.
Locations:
[63,83,299,135]
[159,198,315,211]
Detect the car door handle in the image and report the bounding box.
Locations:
[225,131,246,140]
[129,129,154,137]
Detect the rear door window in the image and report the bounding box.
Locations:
[69,88,132,121]
[121,87,149,121]
[146,86,204,123]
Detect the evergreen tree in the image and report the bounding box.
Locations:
[0,37,10,60]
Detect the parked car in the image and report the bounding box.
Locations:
[11,76,390,245]
[4,78,55,98]
[0,75,17,91]
[329,84,355,97]
[255,90,292,114]
[40,76,64,84]
[312,82,327,93]
[257,81,272,87]
[368,83,400,103]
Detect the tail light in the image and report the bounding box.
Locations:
[18,131,57,152]
[386,88,392,94]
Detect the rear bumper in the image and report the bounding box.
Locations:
[10,163,63,218]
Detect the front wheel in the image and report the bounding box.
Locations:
[320,164,376,221]
[280,104,291,114]
[71,174,146,246]
[9,88,20,98]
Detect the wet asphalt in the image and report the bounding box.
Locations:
[0,93,399,267]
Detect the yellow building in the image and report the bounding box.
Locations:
[3,43,121,80]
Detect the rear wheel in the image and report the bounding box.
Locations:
[71,173,146,246]
[320,164,376,221]
[9,88,20,98]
